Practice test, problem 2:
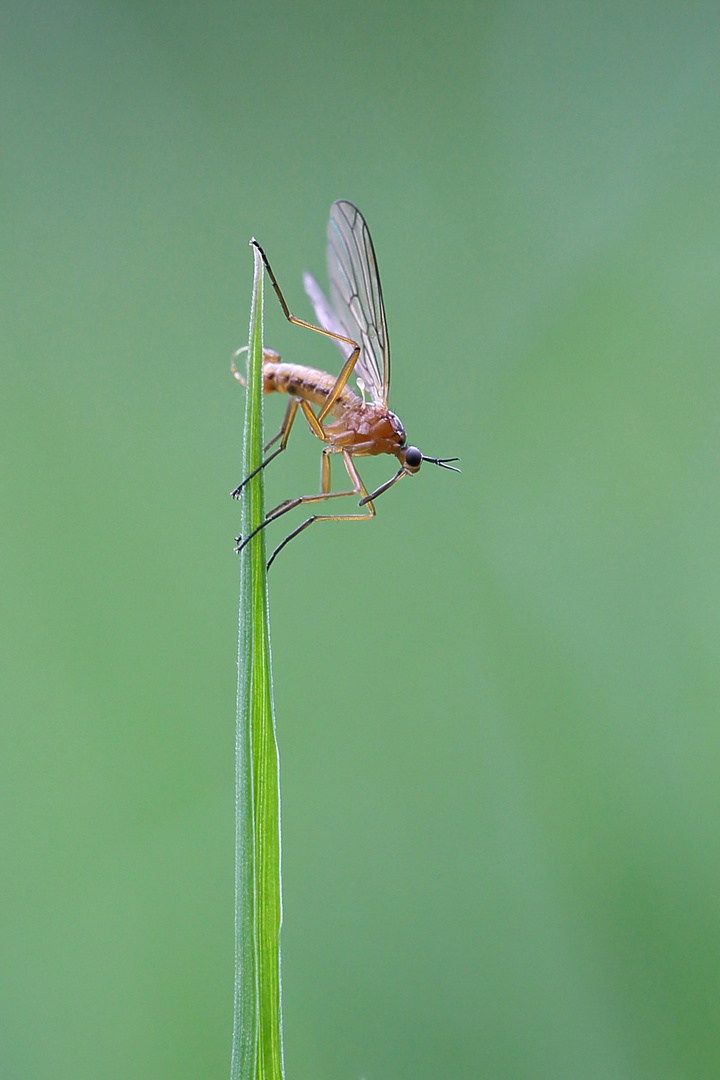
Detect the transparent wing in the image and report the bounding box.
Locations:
[303,272,354,362]
[326,200,390,405]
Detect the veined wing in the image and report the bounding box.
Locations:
[303,271,354,361]
[303,202,390,404]
[326,201,390,406]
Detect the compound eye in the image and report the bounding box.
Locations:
[405,446,422,469]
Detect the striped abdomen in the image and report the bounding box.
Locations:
[262,355,361,417]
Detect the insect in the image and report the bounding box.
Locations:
[232,200,459,568]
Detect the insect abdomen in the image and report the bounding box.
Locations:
[263,360,360,413]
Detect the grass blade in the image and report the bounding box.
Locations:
[231,243,284,1080]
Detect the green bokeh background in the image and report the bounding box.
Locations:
[4,2,720,1077]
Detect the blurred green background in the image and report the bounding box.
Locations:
[3,1,720,1077]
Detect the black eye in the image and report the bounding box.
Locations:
[405,446,422,468]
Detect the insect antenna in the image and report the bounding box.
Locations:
[422,456,462,473]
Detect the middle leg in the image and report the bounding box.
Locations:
[235,449,375,558]
[230,398,300,499]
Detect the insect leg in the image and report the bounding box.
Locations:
[250,239,362,424]
[230,398,300,499]
[263,443,334,519]
[266,449,382,565]
[235,450,374,562]
[294,398,327,441]
[266,452,378,569]
[358,467,409,505]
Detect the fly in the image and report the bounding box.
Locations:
[232,199,460,568]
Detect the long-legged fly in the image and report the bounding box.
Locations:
[232,200,459,568]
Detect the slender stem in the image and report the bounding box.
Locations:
[232,245,284,1080]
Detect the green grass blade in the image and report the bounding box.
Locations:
[231,244,284,1080]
